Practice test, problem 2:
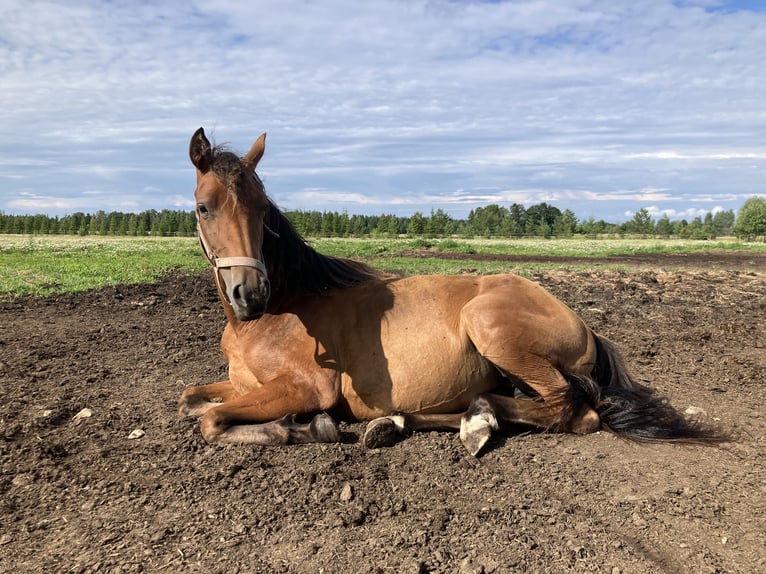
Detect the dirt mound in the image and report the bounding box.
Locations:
[1,256,764,573]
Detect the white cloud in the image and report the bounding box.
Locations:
[1,0,765,221]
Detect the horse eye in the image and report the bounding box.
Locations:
[197,203,209,216]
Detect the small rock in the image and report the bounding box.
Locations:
[340,482,353,502]
[685,406,707,418]
[128,429,145,440]
[459,558,485,574]
[72,408,93,424]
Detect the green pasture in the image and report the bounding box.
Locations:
[1,235,763,300]
[0,236,207,300]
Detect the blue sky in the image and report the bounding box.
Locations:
[1,0,765,222]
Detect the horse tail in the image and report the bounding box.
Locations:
[581,333,727,444]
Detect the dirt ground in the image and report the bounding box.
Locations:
[1,251,764,573]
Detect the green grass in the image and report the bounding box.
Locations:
[310,236,766,258]
[370,257,621,277]
[1,235,763,300]
[0,236,207,300]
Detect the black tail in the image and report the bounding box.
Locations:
[583,334,728,444]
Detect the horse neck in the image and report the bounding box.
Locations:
[258,204,380,310]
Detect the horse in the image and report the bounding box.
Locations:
[179,127,725,455]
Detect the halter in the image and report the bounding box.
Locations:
[196,218,268,304]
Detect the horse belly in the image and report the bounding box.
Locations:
[340,353,496,420]
[339,300,500,420]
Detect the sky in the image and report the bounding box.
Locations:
[1,0,765,223]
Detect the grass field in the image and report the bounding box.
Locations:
[1,234,763,300]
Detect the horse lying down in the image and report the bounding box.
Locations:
[178,128,726,456]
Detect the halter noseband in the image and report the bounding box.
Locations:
[196,219,268,304]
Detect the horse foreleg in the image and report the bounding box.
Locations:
[198,381,337,444]
[195,412,340,445]
[178,380,238,418]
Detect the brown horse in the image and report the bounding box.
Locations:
[179,128,724,455]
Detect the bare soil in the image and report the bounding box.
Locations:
[1,252,764,573]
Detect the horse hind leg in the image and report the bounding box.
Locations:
[459,391,571,456]
[460,387,601,456]
[488,368,602,436]
[460,394,499,456]
[477,355,601,437]
[362,399,528,457]
[461,293,601,438]
[363,412,463,449]
[361,407,503,456]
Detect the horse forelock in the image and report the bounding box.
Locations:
[210,146,264,207]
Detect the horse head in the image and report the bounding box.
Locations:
[189,127,271,321]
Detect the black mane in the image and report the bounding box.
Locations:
[261,201,381,303]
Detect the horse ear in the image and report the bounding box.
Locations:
[243,132,266,171]
[190,127,213,174]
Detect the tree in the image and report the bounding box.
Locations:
[508,203,526,236]
[552,209,577,237]
[426,209,452,236]
[525,202,561,237]
[655,215,673,237]
[407,212,425,236]
[625,208,654,235]
[702,212,715,239]
[467,204,508,236]
[712,209,735,236]
[733,197,766,241]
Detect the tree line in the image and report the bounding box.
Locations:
[1,198,764,239]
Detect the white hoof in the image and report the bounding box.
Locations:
[460,410,498,456]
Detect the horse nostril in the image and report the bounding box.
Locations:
[232,283,245,305]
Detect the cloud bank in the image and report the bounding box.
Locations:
[1,0,764,221]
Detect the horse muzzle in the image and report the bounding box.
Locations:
[215,259,270,321]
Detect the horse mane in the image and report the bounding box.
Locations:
[261,200,382,300]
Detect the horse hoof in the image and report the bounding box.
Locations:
[310,413,341,443]
[460,411,498,457]
[363,415,410,449]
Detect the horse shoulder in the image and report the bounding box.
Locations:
[224,314,342,403]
